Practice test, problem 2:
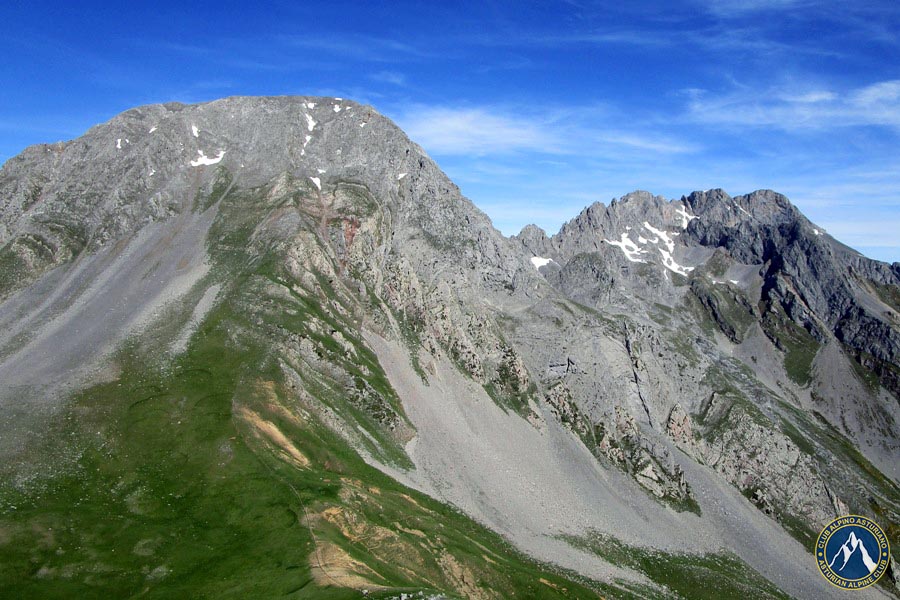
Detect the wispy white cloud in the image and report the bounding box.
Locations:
[369,71,407,86]
[593,132,699,154]
[853,80,900,105]
[686,79,900,129]
[463,27,801,55]
[277,34,432,62]
[399,107,552,155]
[699,0,810,17]
[395,104,699,157]
[782,91,836,103]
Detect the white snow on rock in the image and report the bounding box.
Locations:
[191,124,199,138]
[148,126,157,134]
[676,204,699,229]
[190,149,226,167]
[734,199,752,217]
[317,168,326,174]
[116,139,122,150]
[643,222,674,253]
[637,235,648,244]
[149,168,155,177]
[310,176,321,190]
[398,173,407,180]
[659,249,693,276]
[730,279,740,285]
[530,256,553,269]
[306,102,316,109]
[604,233,647,263]
[333,105,341,113]
[813,228,822,236]
[305,114,316,132]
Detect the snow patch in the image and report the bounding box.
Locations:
[643,222,674,253]
[317,168,326,174]
[530,256,553,269]
[360,122,367,128]
[398,173,407,180]
[637,235,648,244]
[149,126,157,134]
[676,204,698,229]
[305,114,316,132]
[310,176,321,190]
[604,233,647,263]
[659,249,693,276]
[813,228,822,236]
[191,124,199,137]
[306,102,316,109]
[333,105,341,113]
[116,139,122,150]
[729,279,740,285]
[190,149,225,166]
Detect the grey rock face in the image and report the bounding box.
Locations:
[1,95,898,598]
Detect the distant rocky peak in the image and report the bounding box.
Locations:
[684,188,804,229]
[513,224,554,260]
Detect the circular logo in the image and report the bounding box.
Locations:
[816,515,891,590]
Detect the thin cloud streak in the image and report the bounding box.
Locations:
[369,71,407,86]
[277,34,434,62]
[699,0,811,17]
[686,79,900,130]
[395,104,700,157]
[399,107,552,155]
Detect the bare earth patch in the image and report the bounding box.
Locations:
[308,542,385,590]
[237,406,309,468]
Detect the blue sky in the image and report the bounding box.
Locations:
[2,1,899,262]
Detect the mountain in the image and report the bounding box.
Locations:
[0,95,898,599]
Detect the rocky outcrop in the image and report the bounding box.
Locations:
[596,407,694,507]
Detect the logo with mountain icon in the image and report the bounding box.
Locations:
[816,515,891,589]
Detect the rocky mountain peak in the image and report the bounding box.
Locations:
[1,95,523,299]
[513,223,553,259]
[1,95,898,600]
